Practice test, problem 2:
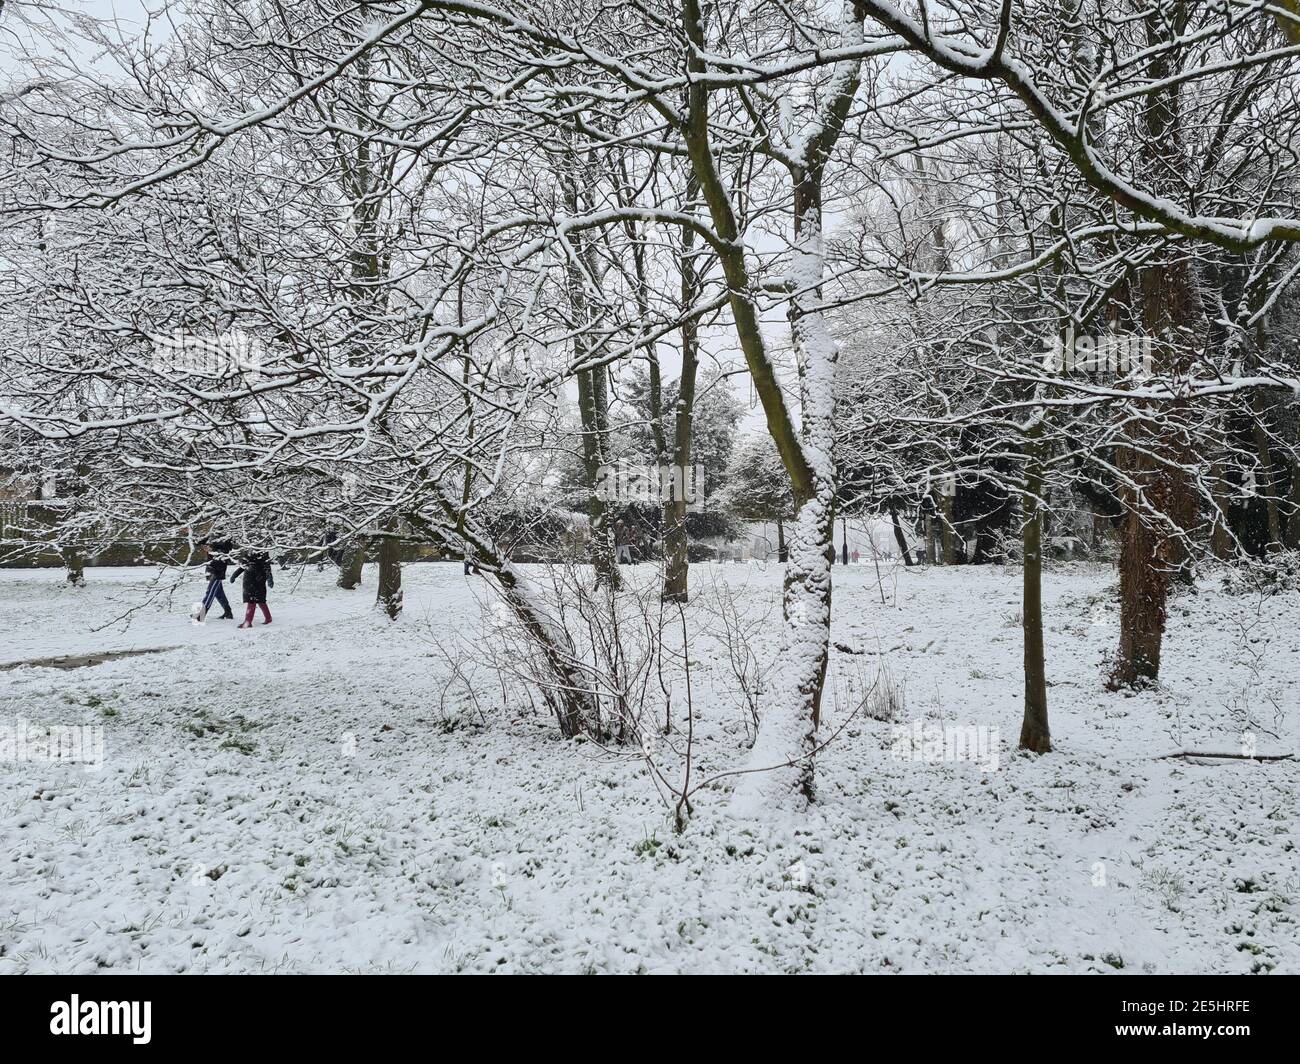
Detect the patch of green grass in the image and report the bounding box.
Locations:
[632,831,661,858]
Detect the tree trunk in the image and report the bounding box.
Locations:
[563,166,620,591]
[1020,426,1050,752]
[1286,453,1300,550]
[337,543,365,590]
[1250,402,1283,552]
[63,545,85,587]
[407,508,595,737]
[375,517,402,619]
[889,503,913,565]
[776,518,787,562]
[675,0,864,810]
[732,170,839,809]
[1112,5,1200,685]
[1111,369,1196,685]
[941,487,957,565]
[1111,469,1167,687]
[1209,459,1236,560]
[1271,0,1300,44]
[576,365,620,589]
[662,185,700,604]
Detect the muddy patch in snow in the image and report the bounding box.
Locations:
[0,646,179,671]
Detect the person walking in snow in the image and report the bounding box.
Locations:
[614,519,635,564]
[230,551,274,628]
[198,535,235,621]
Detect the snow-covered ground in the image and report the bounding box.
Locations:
[1,560,1296,973]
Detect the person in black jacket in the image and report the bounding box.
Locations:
[229,551,274,628]
[198,537,235,620]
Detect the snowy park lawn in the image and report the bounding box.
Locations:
[0,560,1296,974]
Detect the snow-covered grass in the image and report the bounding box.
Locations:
[0,560,1296,973]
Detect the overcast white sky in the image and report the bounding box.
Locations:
[0,0,789,427]
[0,0,183,77]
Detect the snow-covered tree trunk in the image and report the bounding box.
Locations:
[491,558,596,738]
[731,161,843,811]
[692,0,863,810]
[408,509,595,737]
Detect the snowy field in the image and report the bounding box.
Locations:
[0,560,1297,974]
